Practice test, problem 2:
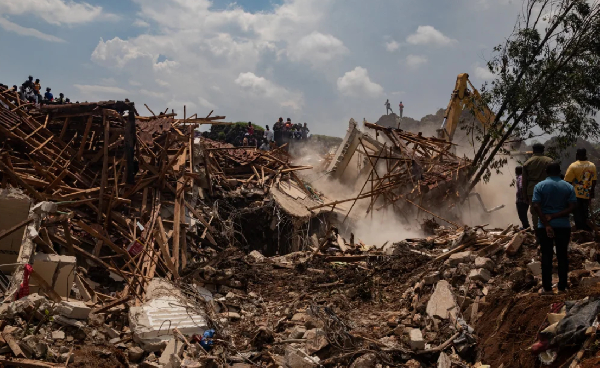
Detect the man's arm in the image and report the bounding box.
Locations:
[546,202,577,221]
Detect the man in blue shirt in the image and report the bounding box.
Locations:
[532,161,577,294]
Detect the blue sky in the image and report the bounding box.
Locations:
[0,0,524,137]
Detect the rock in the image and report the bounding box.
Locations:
[52,331,65,340]
[56,300,91,320]
[506,232,525,256]
[181,359,203,368]
[303,328,329,354]
[285,345,317,368]
[393,325,405,336]
[405,359,421,368]
[437,352,452,368]
[53,315,85,328]
[580,276,600,287]
[88,313,106,327]
[423,271,440,285]
[105,325,120,339]
[584,261,600,271]
[350,353,377,368]
[469,268,491,283]
[474,257,494,271]
[248,250,265,263]
[109,337,121,345]
[527,261,542,277]
[426,280,457,320]
[221,312,241,320]
[509,268,527,283]
[448,251,472,266]
[14,294,47,315]
[409,329,425,350]
[288,326,306,339]
[59,353,74,364]
[159,338,184,367]
[21,335,48,359]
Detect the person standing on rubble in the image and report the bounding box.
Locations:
[564,148,597,231]
[44,87,53,102]
[523,143,553,230]
[515,166,530,229]
[273,118,283,146]
[264,125,274,143]
[385,99,392,115]
[57,93,65,104]
[302,123,309,140]
[399,101,404,118]
[532,161,577,294]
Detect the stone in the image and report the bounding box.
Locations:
[405,360,421,368]
[580,276,600,288]
[585,261,600,271]
[437,352,452,368]
[109,337,121,345]
[56,300,91,320]
[426,280,457,320]
[409,329,425,350]
[59,353,74,364]
[14,293,47,315]
[181,359,203,368]
[52,331,65,340]
[21,335,48,359]
[53,315,85,328]
[509,268,527,283]
[221,312,241,320]
[248,250,265,263]
[350,353,377,368]
[469,268,491,283]
[105,325,120,339]
[288,326,306,339]
[423,271,440,285]
[284,345,317,368]
[303,328,329,354]
[527,261,542,277]
[506,232,525,256]
[475,257,494,271]
[448,251,472,266]
[159,339,184,367]
[393,325,405,336]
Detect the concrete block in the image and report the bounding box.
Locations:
[527,261,542,277]
[474,257,494,271]
[448,251,472,266]
[56,300,91,320]
[426,280,457,320]
[51,331,65,340]
[0,191,30,265]
[285,346,317,368]
[469,268,491,283]
[30,254,76,299]
[409,329,425,350]
[423,271,440,285]
[159,338,184,367]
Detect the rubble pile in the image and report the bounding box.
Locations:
[2,89,600,367]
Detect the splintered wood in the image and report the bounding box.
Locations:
[0,92,230,302]
[312,121,470,226]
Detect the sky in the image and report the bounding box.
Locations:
[0,0,524,137]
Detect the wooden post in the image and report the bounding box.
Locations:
[125,106,137,184]
[76,116,93,160]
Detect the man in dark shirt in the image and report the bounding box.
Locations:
[523,143,553,231]
[532,162,577,294]
[515,166,530,229]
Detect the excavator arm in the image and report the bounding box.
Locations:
[437,73,497,142]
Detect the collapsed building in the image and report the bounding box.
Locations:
[0,87,600,368]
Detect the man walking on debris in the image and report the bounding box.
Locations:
[532,162,577,294]
[515,166,530,229]
[384,99,392,115]
[565,148,597,231]
[523,143,553,230]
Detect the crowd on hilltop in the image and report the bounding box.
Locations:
[237,118,310,151]
[1,75,73,106]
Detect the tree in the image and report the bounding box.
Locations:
[466,0,600,194]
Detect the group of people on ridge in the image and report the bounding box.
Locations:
[514,143,596,294]
[6,75,70,105]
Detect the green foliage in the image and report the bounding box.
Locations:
[469,0,600,189]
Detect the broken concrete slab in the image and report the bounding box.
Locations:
[506,232,525,256]
[448,251,472,266]
[159,338,184,367]
[51,331,65,340]
[248,250,265,263]
[129,346,145,362]
[527,261,542,277]
[424,271,440,285]
[437,352,452,368]
[285,345,318,368]
[56,300,91,320]
[474,257,494,271]
[129,279,208,352]
[469,268,491,283]
[426,280,457,320]
[0,189,31,265]
[303,328,329,354]
[350,353,377,368]
[53,315,85,329]
[409,329,425,350]
[30,253,77,299]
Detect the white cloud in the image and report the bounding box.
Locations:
[337,67,383,98]
[287,32,348,66]
[406,25,457,46]
[91,37,154,69]
[133,19,150,28]
[0,0,115,25]
[0,17,65,42]
[406,54,428,68]
[385,40,400,52]
[474,66,495,80]
[140,89,166,99]
[235,72,304,109]
[74,84,129,95]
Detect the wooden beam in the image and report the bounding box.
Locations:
[76,116,94,160]
[0,218,32,241]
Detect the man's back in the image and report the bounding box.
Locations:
[532,177,576,227]
[524,154,553,195]
[565,160,597,199]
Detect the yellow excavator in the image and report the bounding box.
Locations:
[437,73,522,150]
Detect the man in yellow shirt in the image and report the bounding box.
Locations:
[564,148,597,231]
